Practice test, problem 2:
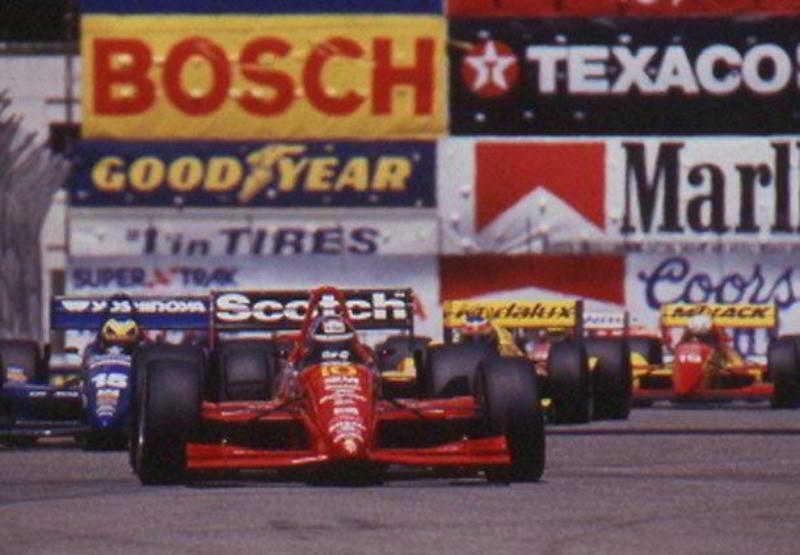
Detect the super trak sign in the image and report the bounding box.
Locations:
[81,15,446,139]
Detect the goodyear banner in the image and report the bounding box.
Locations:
[449,16,800,134]
[81,14,446,139]
[70,140,435,207]
[80,0,442,14]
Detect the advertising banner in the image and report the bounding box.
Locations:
[66,255,441,336]
[626,252,800,358]
[440,254,625,313]
[80,0,442,14]
[439,137,800,253]
[69,214,438,257]
[81,14,446,139]
[449,17,800,134]
[70,140,436,208]
[447,0,797,17]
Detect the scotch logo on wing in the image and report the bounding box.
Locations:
[475,142,606,232]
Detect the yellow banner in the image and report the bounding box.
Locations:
[81,14,446,139]
[442,300,578,329]
[660,303,776,328]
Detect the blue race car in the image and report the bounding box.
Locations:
[1,295,209,449]
[0,338,84,447]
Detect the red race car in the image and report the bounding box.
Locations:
[129,286,545,485]
[633,303,800,406]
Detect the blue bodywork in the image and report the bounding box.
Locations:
[81,353,132,436]
[0,369,85,440]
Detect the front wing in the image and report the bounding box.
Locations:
[633,363,773,403]
[186,397,510,471]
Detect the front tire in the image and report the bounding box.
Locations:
[131,357,202,485]
[478,357,545,483]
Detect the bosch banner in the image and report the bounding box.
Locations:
[449,17,800,135]
[69,216,438,257]
[626,253,800,358]
[70,140,435,208]
[439,137,800,253]
[81,14,446,139]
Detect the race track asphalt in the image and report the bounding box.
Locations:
[1,407,799,555]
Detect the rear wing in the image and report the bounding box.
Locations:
[660,303,776,329]
[442,299,584,339]
[51,296,209,330]
[584,311,629,332]
[211,288,415,333]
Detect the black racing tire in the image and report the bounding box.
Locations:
[768,336,800,409]
[132,358,202,485]
[421,342,497,398]
[212,340,277,402]
[130,344,205,483]
[585,337,632,420]
[0,339,42,383]
[376,335,431,372]
[477,357,545,483]
[626,337,664,366]
[129,344,206,469]
[546,339,592,424]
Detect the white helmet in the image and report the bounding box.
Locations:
[687,314,713,334]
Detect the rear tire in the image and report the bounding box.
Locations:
[211,340,277,401]
[547,339,592,424]
[585,338,632,420]
[478,357,545,483]
[421,342,496,398]
[130,349,204,485]
[768,336,800,409]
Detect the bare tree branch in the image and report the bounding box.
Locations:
[0,92,71,340]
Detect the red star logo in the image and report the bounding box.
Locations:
[461,40,519,98]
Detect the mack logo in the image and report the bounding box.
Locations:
[472,43,800,97]
[621,141,800,235]
[91,144,413,203]
[667,305,771,320]
[215,292,408,324]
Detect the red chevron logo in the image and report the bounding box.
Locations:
[475,142,606,232]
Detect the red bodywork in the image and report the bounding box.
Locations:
[186,286,510,474]
[634,339,773,403]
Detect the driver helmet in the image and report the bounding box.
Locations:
[100,316,140,348]
[310,315,355,343]
[686,314,713,335]
[459,314,494,343]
